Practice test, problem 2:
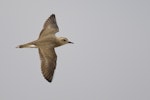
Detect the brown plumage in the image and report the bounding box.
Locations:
[17,14,73,82]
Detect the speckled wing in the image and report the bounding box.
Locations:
[38,47,57,82]
[39,14,59,39]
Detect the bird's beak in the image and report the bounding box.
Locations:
[68,41,74,44]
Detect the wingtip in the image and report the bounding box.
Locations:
[43,77,53,83]
[51,14,55,17]
[48,80,52,82]
[45,78,52,83]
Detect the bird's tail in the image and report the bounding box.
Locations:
[16,42,37,48]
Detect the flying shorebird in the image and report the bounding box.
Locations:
[17,14,73,82]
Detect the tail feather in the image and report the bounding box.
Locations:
[16,43,37,48]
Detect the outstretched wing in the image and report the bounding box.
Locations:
[38,47,57,82]
[39,14,59,39]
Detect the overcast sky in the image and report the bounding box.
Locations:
[0,0,150,100]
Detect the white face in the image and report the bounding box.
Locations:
[59,37,69,44]
[61,37,68,42]
[59,37,73,45]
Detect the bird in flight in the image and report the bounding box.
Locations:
[17,14,73,82]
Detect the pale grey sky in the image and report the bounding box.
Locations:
[0,0,150,100]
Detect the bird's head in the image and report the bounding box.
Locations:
[58,37,73,46]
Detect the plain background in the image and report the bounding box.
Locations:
[0,0,150,100]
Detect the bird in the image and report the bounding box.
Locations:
[17,14,73,82]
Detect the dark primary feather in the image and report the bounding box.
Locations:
[38,48,57,82]
[39,14,59,39]
[38,14,59,82]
